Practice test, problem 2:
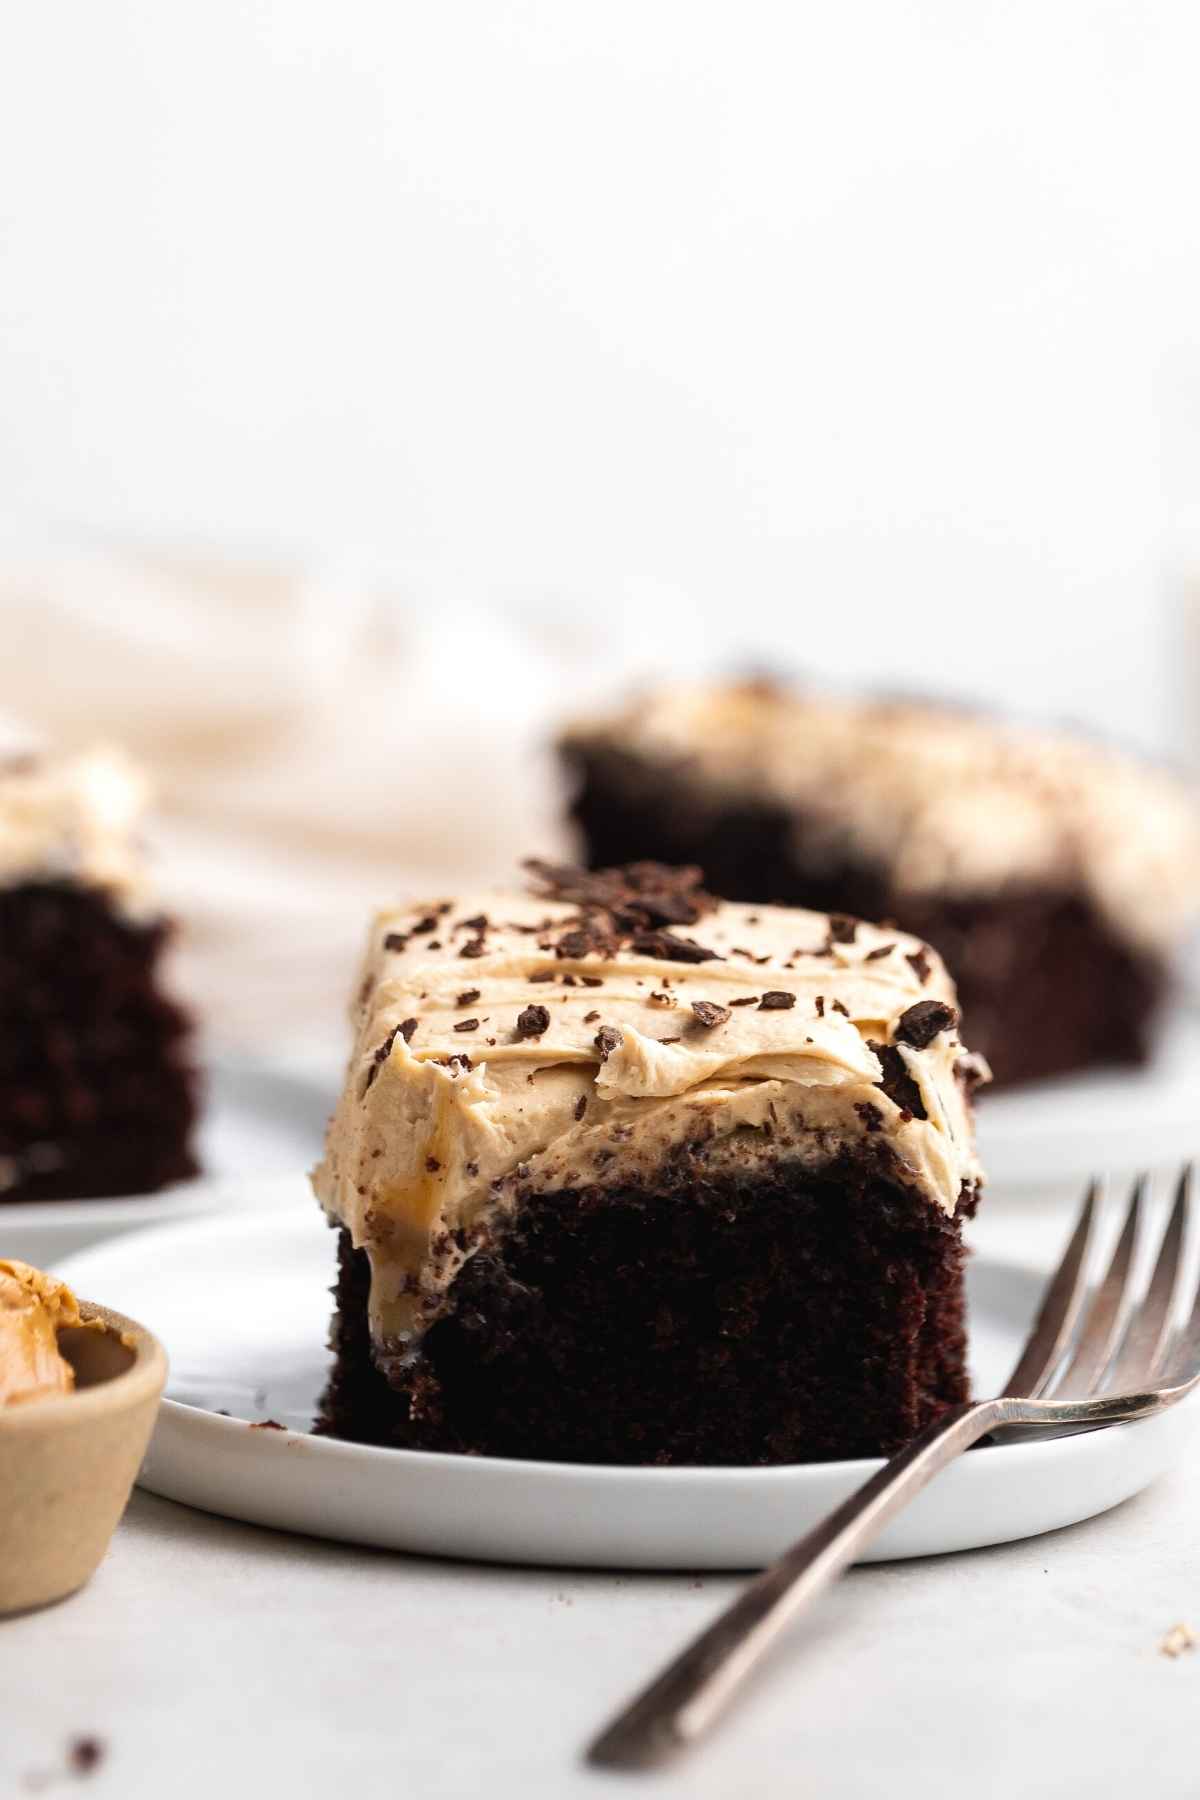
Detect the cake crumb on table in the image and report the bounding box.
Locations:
[1159,1623,1197,1659]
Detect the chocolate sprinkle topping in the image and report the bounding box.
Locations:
[454,1017,480,1033]
[594,1025,623,1061]
[399,1017,418,1043]
[515,1003,551,1040]
[869,1040,928,1119]
[410,915,439,935]
[574,1093,588,1120]
[383,932,407,952]
[524,858,713,925]
[457,989,481,1006]
[459,938,487,959]
[828,915,858,944]
[894,999,957,1049]
[628,928,718,964]
[865,944,894,961]
[906,947,933,984]
[728,996,759,1007]
[691,1000,731,1028]
[758,990,795,1010]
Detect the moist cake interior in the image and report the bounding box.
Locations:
[319,1155,973,1465]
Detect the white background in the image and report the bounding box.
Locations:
[3,2,1200,753]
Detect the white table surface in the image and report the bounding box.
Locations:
[4,1186,1198,1800]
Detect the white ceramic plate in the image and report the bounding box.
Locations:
[976,1003,1200,1190]
[0,1060,328,1269]
[56,1191,1198,1570]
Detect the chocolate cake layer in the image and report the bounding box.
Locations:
[0,882,198,1200]
[319,1158,974,1465]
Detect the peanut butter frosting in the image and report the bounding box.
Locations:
[0,744,154,915]
[563,682,1200,955]
[312,863,986,1350]
[0,1259,92,1407]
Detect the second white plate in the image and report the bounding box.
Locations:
[57,1190,1199,1570]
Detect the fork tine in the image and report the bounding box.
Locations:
[1003,1179,1099,1399]
[1161,1167,1200,1386]
[1108,1164,1191,1393]
[1049,1174,1145,1399]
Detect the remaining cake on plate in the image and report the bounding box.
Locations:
[560,681,1200,1089]
[313,860,986,1465]
[0,745,197,1201]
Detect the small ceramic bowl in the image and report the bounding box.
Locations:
[0,1301,166,1615]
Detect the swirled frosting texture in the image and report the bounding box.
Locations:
[0,745,154,915]
[563,683,1200,954]
[312,864,986,1346]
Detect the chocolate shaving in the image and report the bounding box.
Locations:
[629,929,719,964]
[425,1156,441,1173]
[459,938,487,959]
[410,914,439,935]
[758,990,795,1010]
[524,858,713,926]
[832,999,849,1018]
[583,1009,601,1023]
[574,1094,588,1120]
[906,947,933,984]
[691,1000,731,1028]
[514,1003,551,1040]
[383,932,408,952]
[594,1025,623,1061]
[865,944,894,961]
[894,999,957,1050]
[855,1101,885,1133]
[728,995,759,1007]
[457,989,481,1006]
[454,1017,480,1033]
[869,1041,928,1119]
[68,1738,106,1777]
[827,915,858,944]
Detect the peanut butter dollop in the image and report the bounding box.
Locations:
[0,1259,89,1406]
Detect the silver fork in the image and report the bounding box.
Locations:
[588,1165,1199,1771]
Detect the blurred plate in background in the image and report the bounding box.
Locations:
[977,1002,1200,1190]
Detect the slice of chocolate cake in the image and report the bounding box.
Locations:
[0,746,198,1201]
[313,860,986,1465]
[559,682,1200,1089]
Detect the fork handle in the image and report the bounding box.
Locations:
[587,1396,1007,1769]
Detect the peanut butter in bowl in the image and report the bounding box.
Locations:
[0,1259,104,1408]
[0,1257,166,1616]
